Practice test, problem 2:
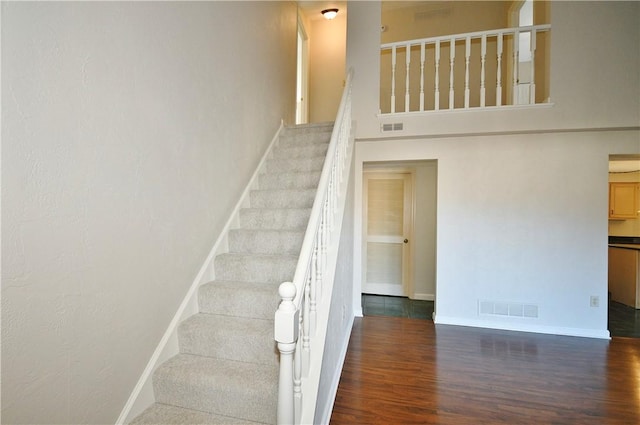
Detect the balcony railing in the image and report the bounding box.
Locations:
[380,24,551,114]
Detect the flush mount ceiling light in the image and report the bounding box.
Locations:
[321,8,339,20]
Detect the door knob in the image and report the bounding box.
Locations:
[404,239,409,243]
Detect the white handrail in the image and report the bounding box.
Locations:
[381,24,551,49]
[275,68,354,425]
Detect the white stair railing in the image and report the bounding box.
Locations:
[380,24,551,113]
[275,68,354,425]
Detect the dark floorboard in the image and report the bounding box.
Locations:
[331,316,640,425]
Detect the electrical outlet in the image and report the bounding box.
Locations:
[590,296,599,308]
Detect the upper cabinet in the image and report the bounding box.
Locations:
[609,182,639,220]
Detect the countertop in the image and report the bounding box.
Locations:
[609,244,640,251]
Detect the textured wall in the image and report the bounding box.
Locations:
[1,2,296,423]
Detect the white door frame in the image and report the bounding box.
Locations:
[362,168,415,297]
[296,16,309,124]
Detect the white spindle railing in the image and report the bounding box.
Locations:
[380,24,550,114]
[275,68,354,425]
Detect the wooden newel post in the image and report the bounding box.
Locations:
[275,282,299,425]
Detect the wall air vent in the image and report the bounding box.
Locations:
[479,300,539,319]
[381,122,403,132]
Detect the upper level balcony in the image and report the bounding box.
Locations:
[378,0,551,118]
[380,24,551,115]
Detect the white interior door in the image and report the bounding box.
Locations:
[363,172,413,296]
[295,18,308,124]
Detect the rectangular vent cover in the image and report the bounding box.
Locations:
[479,300,538,319]
[382,122,404,132]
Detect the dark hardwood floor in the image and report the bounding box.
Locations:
[330,316,640,424]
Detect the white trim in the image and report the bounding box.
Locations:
[411,293,434,301]
[433,314,611,340]
[116,122,285,425]
[378,102,555,119]
[317,314,355,425]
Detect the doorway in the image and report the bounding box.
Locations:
[295,17,309,125]
[362,170,414,296]
[607,154,640,337]
[360,161,437,308]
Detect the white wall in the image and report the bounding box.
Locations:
[350,1,640,138]
[308,13,347,122]
[1,2,297,423]
[348,1,640,338]
[314,155,355,423]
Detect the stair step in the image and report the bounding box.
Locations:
[250,188,316,209]
[130,403,262,425]
[153,354,277,424]
[214,253,298,283]
[228,228,304,255]
[258,171,322,190]
[265,156,325,173]
[272,143,329,159]
[179,314,277,365]
[198,281,280,319]
[239,207,311,230]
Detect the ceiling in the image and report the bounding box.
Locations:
[298,1,347,21]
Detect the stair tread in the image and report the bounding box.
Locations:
[154,352,278,390]
[198,280,280,319]
[153,354,278,423]
[130,403,263,425]
[179,313,277,364]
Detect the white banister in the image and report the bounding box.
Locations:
[380,24,550,114]
[464,36,471,108]
[275,282,298,425]
[530,28,537,104]
[480,34,487,107]
[420,42,425,111]
[497,33,503,106]
[512,28,520,105]
[449,37,455,109]
[405,43,411,112]
[391,47,396,113]
[275,68,354,425]
[434,39,441,111]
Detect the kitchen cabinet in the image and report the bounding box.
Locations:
[608,246,640,309]
[609,182,639,220]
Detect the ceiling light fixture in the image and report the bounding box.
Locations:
[321,8,339,20]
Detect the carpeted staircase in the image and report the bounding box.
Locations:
[130,123,333,425]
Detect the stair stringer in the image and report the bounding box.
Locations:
[116,121,285,425]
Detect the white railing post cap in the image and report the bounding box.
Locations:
[275,282,299,343]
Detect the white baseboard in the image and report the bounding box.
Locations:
[317,313,355,425]
[433,314,611,340]
[116,122,284,424]
[411,293,434,301]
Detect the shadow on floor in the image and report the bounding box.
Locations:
[609,300,640,338]
[362,294,433,320]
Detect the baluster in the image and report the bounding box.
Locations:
[294,312,302,423]
[275,282,298,425]
[530,28,537,104]
[391,46,396,113]
[449,37,455,109]
[303,274,311,374]
[464,36,470,108]
[434,40,440,110]
[420,42,425,111]
[309,246,317,337]
[512,29,519,105]
[497,33,503,106]
[405,43,411,112]
[480,34,487,107]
